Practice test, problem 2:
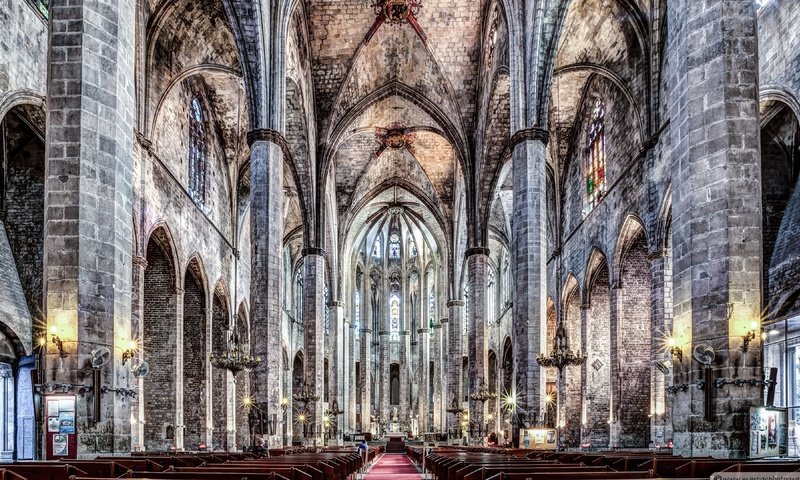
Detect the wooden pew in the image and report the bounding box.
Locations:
[0,471,25,480]
[2,464,88,480]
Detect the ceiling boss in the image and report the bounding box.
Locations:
[364,0,427,44]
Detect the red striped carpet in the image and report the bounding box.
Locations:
[365,454,423,479]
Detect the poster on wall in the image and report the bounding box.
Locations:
[52,434,68,456]
[750,407,788,458]
[519,428,559,450]
[45,395,77,460]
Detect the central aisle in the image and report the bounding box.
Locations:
[365,454,423,479]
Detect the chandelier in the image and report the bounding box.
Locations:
[210,324,261,376]
[325,399,344,417]
[446,396,465,415]
[536,323,587,371]
[469,380,497,404]
[293,377,320,406]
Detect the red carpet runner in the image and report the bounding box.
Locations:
[365,454,423,479]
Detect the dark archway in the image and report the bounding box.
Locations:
[587,260,611,448]
[143,231,177,450]
[618,230,651,447]
[390,363,400,406]
[211,288,229,450]
[183,259,207,449]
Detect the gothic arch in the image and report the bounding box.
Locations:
[613,214,649,285]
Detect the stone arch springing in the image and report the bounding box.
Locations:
[183,256,208,450]
[142,226,179,450]
[584,248,611,448]
[615,217,652,447]
[211,282,229,450]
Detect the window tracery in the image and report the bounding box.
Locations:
[585,99,606,210]
[487,269,496,324]
[188,96,207,205]
[390,293,400,340]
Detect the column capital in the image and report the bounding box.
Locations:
[174,287,185,295]
[417,328,430,334]
[447,300,465,307]
[647,248,668,261]
[439,317,449,324]
[465,247,491,258]
[301,247,326,257]
[509,127,550,148]
[247,128,287,149]
[132,255,148,269]
[328,300,343,308]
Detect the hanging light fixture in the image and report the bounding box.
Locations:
[293,377,320,407]
[210,326,261,376]
[469,380,497,404]
[536,323,587,371]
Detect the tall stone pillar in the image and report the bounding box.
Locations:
[446,300,464,436]
[649,249,672,447]
[302,249,325,445]
[432,321,443,431]
[400,331,410,422]
[608,283,622,449]
[511,131,548,443]
[466,248,489,444]
[667,0,763,458]
[42,0,135,456]
[331,302,346,440]
[349,321,358,432]
[417,327,430,433]
[131,256,147,451]
[360,324,372,432]
[247,134,284,448]
[174,288,185,451]
[379,332,390,429]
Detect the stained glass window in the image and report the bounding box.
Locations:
[323,285,330,335]
[390,294,400,340]
[428,290,436,328]
[28,0,48,18]
[487,269,496,324]
[372,238,382,258]
[410,243,418,258]
[354,290,361,333]
[188,96,207,204]
[389,233,401,259]
[585,99,606,210]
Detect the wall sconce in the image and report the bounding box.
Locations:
[280,397,289,411]
[122,340,138,365]
[667,337,682,363]
[741,321,759,353]
[50,326,67,358]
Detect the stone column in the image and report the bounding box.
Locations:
[360,324,371,432]
[608,282,622,449]
[330,301,346,442]
[379,331,390,430]
[247,133,284,448]
[43,0,135,456]
[349,321,358,432]
[466,248,489,444]
[174,288,184,451]
[417,327,430,433]
[511,131,548,443]
[432,321,443,432]
[302,249,325,445]
[131,256,147,451]
[446,300,464,437]
[400,331,410,423]
[667,0,763,458]
[649,249,672,447]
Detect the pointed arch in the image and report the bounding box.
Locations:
[613,214,648,285]
[584,247,609,305]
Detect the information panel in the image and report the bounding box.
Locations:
[44,395,77,460]
[749,406,788,458]
[519,428,558,450]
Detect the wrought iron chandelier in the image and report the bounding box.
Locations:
[325,399,344,417]
[446,395,465,415]
[293,377,320,406]
[536,323,587,371]
[210,323,261,376]
[469,380,497,404]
